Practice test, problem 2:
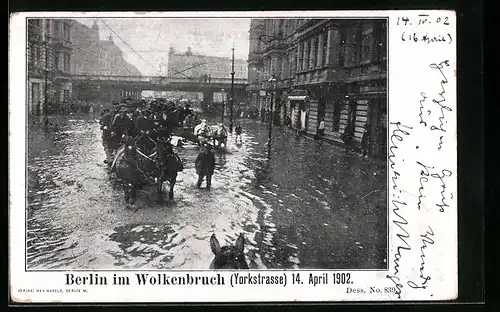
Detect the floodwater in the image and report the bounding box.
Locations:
[26,115,387,270]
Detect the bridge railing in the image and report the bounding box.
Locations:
[150,76,248,85]
[70,75,151,83]
[68,75,248,85]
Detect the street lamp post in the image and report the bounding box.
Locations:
[221,88,225,123]
[265,75,277,148]
[229,47,235,133]
[43,34,49,116]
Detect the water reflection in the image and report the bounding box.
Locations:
[27,116,386,270]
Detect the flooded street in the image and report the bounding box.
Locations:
[27,115,387,270]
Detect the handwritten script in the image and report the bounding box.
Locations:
[386,122,413,298]
[387,11,456,300]
[397,14,453,45]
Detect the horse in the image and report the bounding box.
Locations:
[110,136,183,206]
[209,233,249,270]
[153,138,184,200]
[211,126,228,148]
[111,136,152,206]
[194,123,212,147]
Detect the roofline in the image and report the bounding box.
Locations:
[169,53,247,63]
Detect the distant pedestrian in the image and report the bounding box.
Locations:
[235,125,242,143]
[315,117,325,140]
[361,123,371,158]
[195,144,215,190]
[341,101,356,151]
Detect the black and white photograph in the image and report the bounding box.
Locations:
[25,16,388,271]
[11,10,459,303]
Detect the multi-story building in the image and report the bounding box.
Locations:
[27,18,73,115]
[71,21,141,76]
[248,18,387,157]
[246,19,266,113]
[166,47,247,81]
[27,19,143,114]
[70,21,142,103]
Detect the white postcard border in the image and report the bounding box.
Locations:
[9,10,457,303]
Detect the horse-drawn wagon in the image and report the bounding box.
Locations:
[109,133,184,206]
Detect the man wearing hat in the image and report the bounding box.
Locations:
[195,143,215,190]
[99,108,114,164]
[111,105,134,153]
[134,108,154,153]
[194,119,211,146]
[150,100,158,114]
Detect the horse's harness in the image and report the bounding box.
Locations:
[196,126,211,138]
[120,134,180,183]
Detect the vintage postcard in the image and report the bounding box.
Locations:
[9,10,457,303]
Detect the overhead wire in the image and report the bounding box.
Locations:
[99,19,160,75]
[28,19,247,81]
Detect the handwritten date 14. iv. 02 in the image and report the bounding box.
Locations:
[397,15,450,26]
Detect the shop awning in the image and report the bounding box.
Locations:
[288,95,308,101]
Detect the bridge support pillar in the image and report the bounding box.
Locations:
[98,84,112,106]
[202,90,213,112]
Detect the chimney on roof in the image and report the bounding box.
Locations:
[91,20,99,43]
[169,47,175,54]
[91,20,99,31]
[186,46,192,56]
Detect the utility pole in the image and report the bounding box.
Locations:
[229,47,235,133]
[221,89,225,123]
[268,89,273,147]
[43,33,49,115]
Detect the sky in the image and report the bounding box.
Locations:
[77,18,251,76]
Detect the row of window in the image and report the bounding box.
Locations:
[28,44,71,73]
[28,19,71,42]
[249,19,310,55]
[262,19,309,39]
[257,21,387,80]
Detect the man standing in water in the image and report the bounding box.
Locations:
[195,143,215,190]
[99,108,114,164]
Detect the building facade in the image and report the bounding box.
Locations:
[246,19,266,113]
[247,18,387,157]
[27,18,73,115]
[27,19,143,114]
[71,21,141,76]
[70,21,142,103]
[165,47,247,81]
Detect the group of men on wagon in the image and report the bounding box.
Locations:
[99,97,218,191]
[99,98,192,164]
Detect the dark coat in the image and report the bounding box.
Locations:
[100,112,113,140]
[195,149,215,176]
[111,114,134,138]
[361,128,371,148]
[153,113,173,138]
[134,115,154,135]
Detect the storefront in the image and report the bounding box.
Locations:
[285,89,309,132]
[27,78,45,115]
[287,95,308,131]
[357,84,387,158]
